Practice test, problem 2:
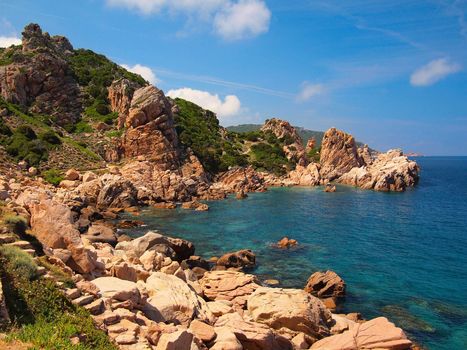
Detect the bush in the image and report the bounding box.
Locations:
[3,215,28,235]
[42,169,63,186]
[0,245,38,281]
[16,125,37,140]
[39,130,61,145]
[249,142,290,175]
[307,147,321,162]
[0,118,12,136]
[74,120,93,133]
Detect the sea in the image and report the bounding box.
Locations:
[122,157,467,350]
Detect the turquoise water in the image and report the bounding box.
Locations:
[126,157,467,349]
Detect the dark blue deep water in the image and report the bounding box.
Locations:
[127,157,467,349]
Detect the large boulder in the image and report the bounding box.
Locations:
[29,197,97,274]
[338,149,420,192]
[310,317,412,350]
[214,166,266,194]
[107,78,141,128]
[96,174,138,209]
[115,231,193,261]
[143,272,214,326]
[199,270,260,310]
[320,128,363,180]
[82,224,117,245]
[216,249,256,269]
[304,270,346,298]
[247,287,333,339]
[92,277,141,304]
[215,312,290,350]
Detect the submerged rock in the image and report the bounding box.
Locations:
[216,249,256,269]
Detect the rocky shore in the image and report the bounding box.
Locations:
[0,23,422,349]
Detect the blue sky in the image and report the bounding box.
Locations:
[1,0,467,155]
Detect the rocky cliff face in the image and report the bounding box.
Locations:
[261,118,307,166]
[319,127,364,180]
[0,23,82,127]
[107,85,180,170]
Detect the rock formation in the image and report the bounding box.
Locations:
[338,149,420,192]
[304,270,346,298]
[310,317,412,350]
[319,128,364,180]
[0,23,81,126]
[216,249,256,269]
[261,118,307,166]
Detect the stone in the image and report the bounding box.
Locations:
[65,169,80,181]
[215,166,266,194]
[28,167,38,176]
[139,250,165,271]
[181,201,209,211]
[215,312,288,350]
[291,333,309,349]
[338,149,420,192]
[156,329,193,350]
[92,277,141,304]
[84,298,104,315]
[96,175,138,209]
[83,224,117,245]
[65,288,81,300]
[320,128,364,181]
[235,190,248,199]
[73,295,95,306]
[200,270,260,310]
[115,332,137,345]
[189,320,216,343]
[29,197,97,274]
[330,314,357,334]
[247,287,333,338]
[211,326,243,350]
[288,163,321,186]
[324,183,336,192]
[82,171,98,183]
[143,272,214,325]
[310,317,412,350]
[276,237,298,249]
[207,301,235,317]
[216,249,255,269]
[111,262,139,282]
[304,270,346,298]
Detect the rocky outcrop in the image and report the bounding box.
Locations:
[216,249,256,269]
[215,312,290,350]
[288,163,321,186]
[143,272,214,326]
[304,271,346,298]
[107,78,141,129]
[0,23,81,126]
[29,196,97,274]
[310,317,412,350]
[199,270,260,310]
[107,85,180,170]
[247,287,333,339]
[261,118,307,166]
[96,174,138,209]
[320,128,364,180]
[338,149,420,192]
[213,166,266,194]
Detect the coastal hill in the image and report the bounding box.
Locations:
[0,23,420,350]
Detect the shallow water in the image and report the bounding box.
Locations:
[125,157,467,349]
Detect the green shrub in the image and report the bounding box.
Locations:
[0,118,12,136]
[249,142,290,175]
[39,130,62,145]
[307,147,321,162]
[74,120,93,133]
[42,169,63,186]
[3,215,28,235]
[16,125,37,139]
[0,245,38,281]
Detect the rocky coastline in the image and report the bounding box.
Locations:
[0,23,422,349]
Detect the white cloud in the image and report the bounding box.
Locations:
[0,35,21,48]
[410,58,462,87]
[120,63,159,85]
[106,0,271,40]
[167,87,241,119]
[214,0,271,40]
[296,82,324,102]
